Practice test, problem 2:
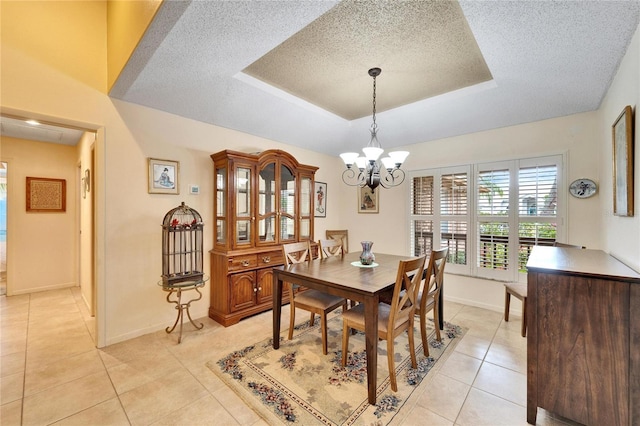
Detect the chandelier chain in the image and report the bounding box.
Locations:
[371,74,377,129]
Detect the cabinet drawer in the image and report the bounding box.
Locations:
[228,254,257,272]
[258,250,283,267]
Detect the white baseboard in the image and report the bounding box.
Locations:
[106,307,210,346]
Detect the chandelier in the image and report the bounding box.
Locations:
[340,67,409,192]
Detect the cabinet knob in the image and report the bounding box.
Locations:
[241,260,250,267]
[258,287,262,291]
[262,256,270,263]
[253,287,257,293]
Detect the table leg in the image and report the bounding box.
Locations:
[184,286,204,331]
[438,287,444,330]
[165,286,204,344]
[165,289,183,335]
[364,295,379,405]
[273,272,283,349]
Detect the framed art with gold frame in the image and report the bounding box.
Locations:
[612,105,634,217]
[148,158,179,194]
[26,177,66,212]
[357,186,378,213]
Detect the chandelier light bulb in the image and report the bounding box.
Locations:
[380,157,396,170]
[340,152,359,167]
[388,151,409,166]
[354,156,367,170]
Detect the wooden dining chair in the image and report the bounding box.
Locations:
[416,248,448,356]
[318,239,343,259]
[505,241,585,337]
[326,229,349,253]
[504,282,529,337]
[282,241,347,355]
[341,254,427,392]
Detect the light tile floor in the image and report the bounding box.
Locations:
[1,288,581,425]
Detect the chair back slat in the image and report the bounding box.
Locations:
[422,248,448,307]
[318,239,343,259]
[282,241,311,266]
[326,229,349,253]
[388,255,427,327]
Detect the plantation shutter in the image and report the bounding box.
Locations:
[441,172,468,265]
[410,176,434,256]
[476,167,510,279]
[517,159,559,272]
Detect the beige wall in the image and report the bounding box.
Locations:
[1,137,78,294]
[338,110,601,256]
[1,1,107,93]
[107,0,162,91]
[1,1,638,345]
[599,23,640,269]
[77,132,96,313]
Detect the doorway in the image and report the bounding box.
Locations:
[1,114,102,346]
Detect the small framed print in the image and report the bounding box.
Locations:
[148,158,179,194]
[314,181,327,217]
[26,177,66,212]
[358,186,378,213]
[189,185,200,195]
[612,105,634,216]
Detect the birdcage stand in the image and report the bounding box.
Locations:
[158,275,208,343]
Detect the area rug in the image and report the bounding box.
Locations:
[207,312,466,425]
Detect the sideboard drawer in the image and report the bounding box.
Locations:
[258,250,283,267]
[228,254,257,272]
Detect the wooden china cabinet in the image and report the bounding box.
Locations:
[208,149,317,326]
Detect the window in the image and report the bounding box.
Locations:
[410,155,563,282]
[410,166,470,275]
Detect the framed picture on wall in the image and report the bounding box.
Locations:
[26,177,66,212]
[314,181,327,217]
[357,186,378,213]
[612,105,634,217]
[148,158,179,194]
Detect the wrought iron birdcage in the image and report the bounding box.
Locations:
[162,202,204,285]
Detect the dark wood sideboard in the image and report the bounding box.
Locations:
[526,246,640,425]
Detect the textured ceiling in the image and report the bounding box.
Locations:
[109,0,640,157]
[243,1,492,120]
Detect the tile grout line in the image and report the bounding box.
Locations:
[19,293,31,426]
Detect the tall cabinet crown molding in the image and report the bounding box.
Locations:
[209,149,318,327]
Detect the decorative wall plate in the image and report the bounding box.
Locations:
[569,178,597,198]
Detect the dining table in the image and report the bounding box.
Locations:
[272,251,421,405]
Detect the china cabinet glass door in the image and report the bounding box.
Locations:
[279,164,296,242]
[258,162,276,243]
[235,166,252,246]
[299,176,312,240]
[215,167,226,245]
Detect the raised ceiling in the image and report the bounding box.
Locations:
[110,0,640,157]
[243,1,492,120]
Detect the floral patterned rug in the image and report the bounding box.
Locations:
[207,312,465,425]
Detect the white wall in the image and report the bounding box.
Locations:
[599,22,640,270]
